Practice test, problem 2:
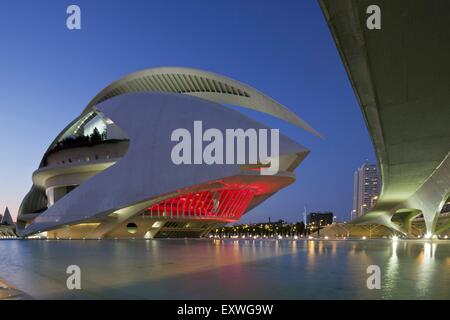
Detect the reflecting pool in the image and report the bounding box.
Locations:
[0,239,448,299]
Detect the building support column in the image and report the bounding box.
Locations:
[422,210,440,238]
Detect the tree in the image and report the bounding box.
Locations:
[295,221,305,235]
[90,127,102,142]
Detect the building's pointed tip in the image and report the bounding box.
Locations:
[296,119,323,139]
[1,206,14,225]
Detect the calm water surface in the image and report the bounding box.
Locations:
[0,239,448,299]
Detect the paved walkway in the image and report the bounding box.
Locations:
[0,279,29,299]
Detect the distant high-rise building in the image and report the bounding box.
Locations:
[352,163,380,220]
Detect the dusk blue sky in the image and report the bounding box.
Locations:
[0,0,376,223]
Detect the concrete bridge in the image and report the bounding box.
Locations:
[320,0,450,237]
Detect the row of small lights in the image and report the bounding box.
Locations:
[210,234,371,240]
[210,234,325,240]
[18,234,450,241]
[210,234,449,241]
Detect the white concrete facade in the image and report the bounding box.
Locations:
[17,68,317,239]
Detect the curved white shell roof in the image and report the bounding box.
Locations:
[19,93,309,236]
[84,67,321,137]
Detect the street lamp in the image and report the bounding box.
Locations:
[317,219,323,237]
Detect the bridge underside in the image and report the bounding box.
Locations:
[320,0,450,237]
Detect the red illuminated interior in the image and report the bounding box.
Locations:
[144,188,255,221]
